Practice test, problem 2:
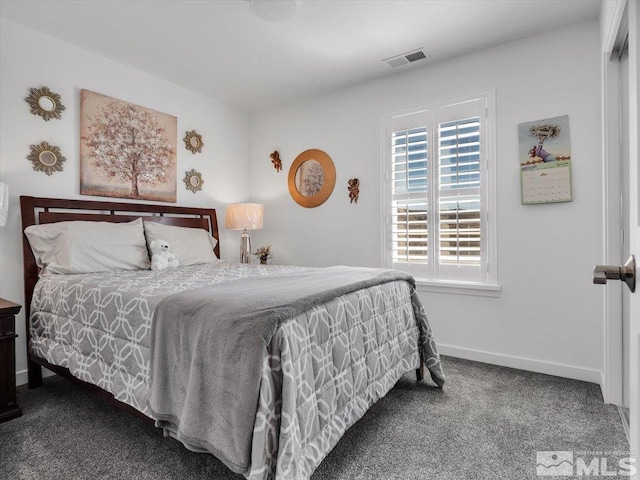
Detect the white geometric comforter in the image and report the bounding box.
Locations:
[29,262,444,479]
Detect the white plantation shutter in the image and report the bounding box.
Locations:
[391,126,429,264]
[438,117,481,266]
[385,95,493,284]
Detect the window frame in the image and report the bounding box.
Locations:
[380,90,499,295]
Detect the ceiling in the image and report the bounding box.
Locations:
[0,0,601,112]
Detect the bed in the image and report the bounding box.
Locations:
[20,196,445,480]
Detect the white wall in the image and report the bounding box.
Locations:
[0,19,251,384]
[250,20,604,383]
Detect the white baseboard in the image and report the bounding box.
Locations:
[439,344,602,384]
[16,367,56,386]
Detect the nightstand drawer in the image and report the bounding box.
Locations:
[0,314,17,338]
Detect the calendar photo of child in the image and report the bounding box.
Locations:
[518,115,572,205]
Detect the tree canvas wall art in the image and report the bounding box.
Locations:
[80,89,177,202]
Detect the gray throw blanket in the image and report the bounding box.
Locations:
[146,266,442,475]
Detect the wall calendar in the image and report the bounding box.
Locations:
[518,115,572,205]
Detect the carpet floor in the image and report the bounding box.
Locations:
[0,356,629,480]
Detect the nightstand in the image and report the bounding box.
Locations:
[0,298,22,422]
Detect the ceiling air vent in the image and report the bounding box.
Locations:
[383,48,429,69]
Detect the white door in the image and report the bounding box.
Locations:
[601,1,639,474]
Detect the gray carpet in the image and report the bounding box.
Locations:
[0,356,628,480]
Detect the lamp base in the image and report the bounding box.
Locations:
[240,230,251,263]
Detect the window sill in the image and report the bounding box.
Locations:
[414,279,501,297]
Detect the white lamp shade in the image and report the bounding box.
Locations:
[225,203,264,230]
[0,182,8,227]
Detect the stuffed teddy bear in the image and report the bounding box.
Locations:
[150,239,179,271]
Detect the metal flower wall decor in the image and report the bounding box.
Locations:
[183,169,204,193]
[27,141,66,175]
[25,86,66,121]
[183,130,204,154]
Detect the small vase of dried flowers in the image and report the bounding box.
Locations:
[254,245,273,265]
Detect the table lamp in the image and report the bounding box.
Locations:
[225,203,264,263]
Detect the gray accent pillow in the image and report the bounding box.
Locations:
[143,221,218,266]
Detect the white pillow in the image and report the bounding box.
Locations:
[143,221,218,266]
[25,218,150,275]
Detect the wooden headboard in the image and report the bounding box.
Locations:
[20,196,220,339]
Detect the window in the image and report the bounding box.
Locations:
[382,92,496,286]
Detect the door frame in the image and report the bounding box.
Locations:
[601,0,628,406]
